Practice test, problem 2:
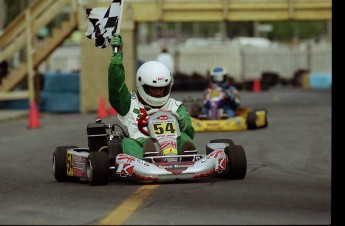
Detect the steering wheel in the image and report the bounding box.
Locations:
[137,109,179,136]
[138,111,149,136]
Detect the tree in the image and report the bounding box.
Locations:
[0,0,6,32]
[268,21,328,41]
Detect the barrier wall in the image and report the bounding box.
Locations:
[0,72,80,111]
[40,72,80,112]
[137,40,331,82]
[309,72,332,89]
[42,40,332,84]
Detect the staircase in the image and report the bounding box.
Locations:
[0,0,79,101]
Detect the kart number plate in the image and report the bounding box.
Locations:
[150,121,177,139]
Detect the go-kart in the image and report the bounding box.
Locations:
[183,89,268,132]
[52,109,247,185]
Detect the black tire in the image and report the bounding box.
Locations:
[224,145,247,179]
[53,146,78,182]
[206,139,235,155]
[87,151,110,186]
[246,110,257,130]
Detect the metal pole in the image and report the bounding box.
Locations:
[25,9,35,102]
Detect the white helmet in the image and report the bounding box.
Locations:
[210,66,227,84]
[136,61,173,107]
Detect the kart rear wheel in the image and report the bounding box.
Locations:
[224,145,247,179]
[87,151,109,186]
[246,109,268,130]
[53,146,78,182]
[206,139,235,155]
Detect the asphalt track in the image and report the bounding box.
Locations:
[0,87,332,225]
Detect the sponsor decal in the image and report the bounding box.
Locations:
[73,168,83,177]
[158,115,168,120]
[160,140,177,149]
[216,157,227,173]
[206,122,221,126]
[151,121,177,139]
[120,163,134,177]
[157,163,194,169]
[162,148,178,155]
[156,76,165,82]
[66,151,74,176]
[73,155,83,162]
[193,169,215,178]
[117,154,136,163]
[133,173,159,181]
[116,158,150,178]
[66,153,86,177]
[136,159,150,167]
[156,162,194,174]
[210,149,224,158]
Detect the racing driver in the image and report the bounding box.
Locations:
[201,66,240,118]
[108,34,196,159]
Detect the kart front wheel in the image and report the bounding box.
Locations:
[224,145,247,179]
[87,151,109,186]
[206,139,235,155]
[53,146,78,182]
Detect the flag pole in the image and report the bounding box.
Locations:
[116,0,124,35]
[114,0,124,53]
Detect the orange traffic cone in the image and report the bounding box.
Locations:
[253,79,261,93]
[28,100,40,129]
[97,96,108,119]
[109,107,118,116]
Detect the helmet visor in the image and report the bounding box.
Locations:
[143,84,172,98]
[211,75,226,83]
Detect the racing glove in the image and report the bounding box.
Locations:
[177,114,187,131]
[110,34,123,64]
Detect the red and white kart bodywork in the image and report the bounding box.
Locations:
[52,110,246,185]
[115,149,227,181]
[115,109,246,182]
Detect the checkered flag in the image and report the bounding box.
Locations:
[85,0,123,48]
